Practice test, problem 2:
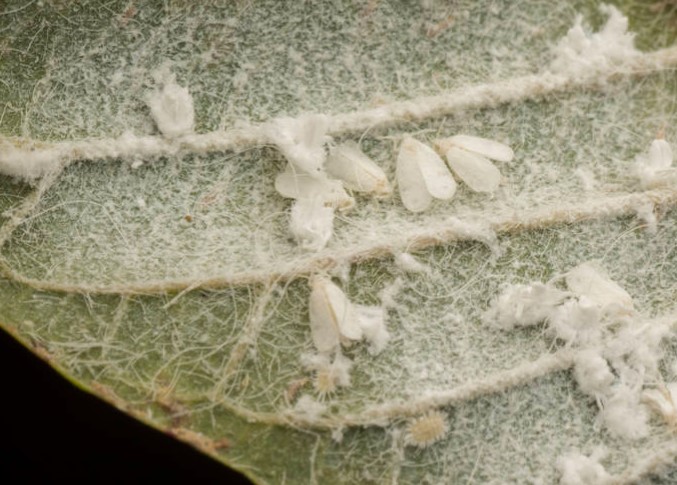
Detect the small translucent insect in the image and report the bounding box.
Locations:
[565,262,634,317]
[308,275,363,353]
[434,134,514,193]
[147,77,195,138]
[636,138,674,188]
[266,114,330,176]
[405,410,449,448]
[396,136,457,213]
[275,164,355,211]
[289,198,334,251]
[325,141,392,197]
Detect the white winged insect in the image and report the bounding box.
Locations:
[275,164,355,211]
[396,136,457,213]
[565,262,634,317]
[636,138,674,188]
[434,134,514,193]
[326,141,392,197]
[308,275,363,353]
[266,114,330,176]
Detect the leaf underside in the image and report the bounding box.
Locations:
[2,1,677,484]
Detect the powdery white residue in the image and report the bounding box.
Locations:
[556,448,611,485]
[289,198,334,252]
[574,167,597,191]
[394,253,429,274]
[483,282,568,329]
[605,321,670,384]
[147,76,195,138]
[601,384,649,440]
[634,201,657,234]
[484,261,672,442]
[573,349,614,398]
[265,114,330,176]
[547,297,603,346]
[379,277,404,310]
[293,395,328,419]
[0,132,174,182]
[550,4,639,76]
[445,217,501,256]
[0,138,65,182]
[643,383,677,427]
[355,305,390,355]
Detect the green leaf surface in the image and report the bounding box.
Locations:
[2,1,677,483]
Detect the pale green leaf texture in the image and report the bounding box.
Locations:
[2,1,677,483]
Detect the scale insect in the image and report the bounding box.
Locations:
[396,136,457,213]
[434,134,514,193]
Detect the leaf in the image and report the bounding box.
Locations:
[2,1,677,484]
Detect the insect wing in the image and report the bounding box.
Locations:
[648,139,673,170]
[409,138,456,200]
[323,280,363,341]
[309,276,362,352]
[444,147,501,193]
[565,262,634,314]
[326,141,391,196]
[443,134,514,162]
[396,140,433,212]
[275,166,354,210]
[309,278,341,352]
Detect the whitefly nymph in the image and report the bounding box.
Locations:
[404,410,449,448]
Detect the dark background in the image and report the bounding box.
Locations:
[0,328,252,484]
